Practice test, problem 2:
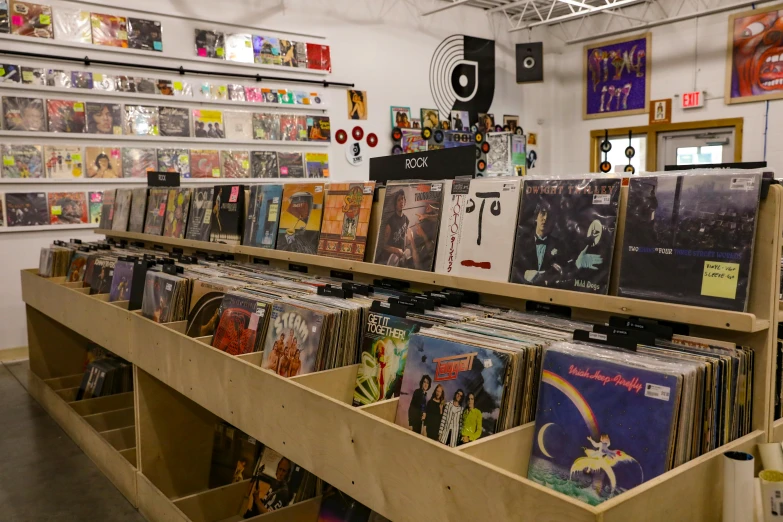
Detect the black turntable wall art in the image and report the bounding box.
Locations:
[430,35,495,129]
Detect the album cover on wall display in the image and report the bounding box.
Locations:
[45,145,83,178]
[226,84,246,101]
[163,188,192,238]
[85,146,121,178]
[99,189,114,229]
[225,33,253,63]
[279,39,296,66]
[275,183,324,254]
[52,7,91,43]
[92,73,117,91]
[254,36,281,65]
[116,76,137,93]
[1,144,43,178]
[450,110,469,132]
[373,181,443,271]
[193,109,224,138]
[127,18,162,51]
[252,113,280,140]
[156,79,173,96]
[251,151,278,178]
[173,80,193,97]
[510,178,621,294]
[485,134,511,175]
[223,111,253,140]
[401,130,427,154]
[279,114,298,141]
[88,191,103,224]
[159,107,190,137]
[46,100,85,133]
[618,173,761,311]
[137,78,158,94]
[144,188,169,235]
[71,71,92,89]
[44,68,69,87]
[220,150,250,178]
[90,13,128,48]
[0,2,9,34]
[125,105,159,136]
[306,43,331,72]
[48,192,89,225]
[10,1,52,38]
[210,184,245,245]
[305,152,328,178]
[1,64,20,82]
[85,103,122,134]
[2,96,45,131]
[262,89,279,104]
[5,192,48,226]
[477,113,494,133]
[244,86,264,103]
[20,66,44,85]
[307,116,330,141]
[278,152,304,178]
[128,188,148,233]
[157,149,190,178]
[317,182,375,261]
[294,42,308,68]
[195,29,225,59]
[244,184,283,248]
[190,149,221,178]
[122,148,157,178]
[185,186,214,241]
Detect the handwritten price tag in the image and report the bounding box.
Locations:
[701,261,739,300]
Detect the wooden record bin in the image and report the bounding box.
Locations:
[20,184,783,522]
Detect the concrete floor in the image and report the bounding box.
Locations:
[0,360,145,522]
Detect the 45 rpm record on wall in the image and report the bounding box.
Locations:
[470,124,478,133]
[600,140,612,153]
[353,126,364,141]
[392,127,402,141]
[477,159,486,172]
[625,145,635,158]
[392,145,403,155]
[366,133,378,147]
[434,129,444,143]
[476,147,482,159]
[515,127,524,136]
[624,164,635,174]
[422,127,432,140]
[335,129,348,144]
[475,132,484,143]
[600,160,612,173]
[481,141,490,154]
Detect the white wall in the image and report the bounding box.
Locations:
[0,0,538,349]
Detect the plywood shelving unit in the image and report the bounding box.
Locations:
[20,184,783,522]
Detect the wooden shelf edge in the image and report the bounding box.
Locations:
[26,369,138,507]
[773,418,783,443]
[94,230,769,333]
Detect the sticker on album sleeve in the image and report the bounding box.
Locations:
[593,194,611,205]
[730,177,754,191]
[645,383,671,401]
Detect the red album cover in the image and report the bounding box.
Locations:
[46,100,85,133]
[10,1,53,38]
[279,114,297,141]
[306,43,331,72]
[190,149,221,178]
[48,192,88,224]
[90,13,128,48]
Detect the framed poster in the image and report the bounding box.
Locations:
[583,33,651,120]
[649,98,672,124]
[725,4,783,105]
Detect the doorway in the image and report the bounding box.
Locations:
[657,127,736,169]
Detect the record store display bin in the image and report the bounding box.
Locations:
[20,183,783,522]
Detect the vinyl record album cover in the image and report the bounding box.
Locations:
[353,311,418,406]
[295,114,308,140]
[92,73,117,91]
[128,187,148,233]
[209,184,245,245]
[90,13,128,48]
[124,105,159,136]
[53,7,91,43]
[48,191,88,224]
[450,110,469,131]
[111,188,132,231]
[2,96,45,131]
[486,134,511,175]
[195,29,225,59]
[190,149,221,178]
[306,43,331,71]
[280,114,298,141]
[208,423,261,488]
[5,192,48,226]
[89,191,103,224]
[185,186,214,241]
[255,36,281,65]
[244,184,283,248]
[156,79,173,96]
[116,75,137,93]
[20,66,44,85]
[227,84,246,101]
[46,100,85,133]
[157,148,190,178]
[45,68,69,87]
[447,179,521,282]
[395,334,510,445]
[220,150,250,178]
[305,152,328,178]
[528,344,680,505]
[262,89,279,104]
[373,181,443,271]
[617,173,761,311]
[163,188,191,238]
[276,183,324,254]
[225,33,253,63]
[2,144,43,178]
[252,113,280,140]
[193,109,224,138]
[45,146,83,178]
[242,446,308,516]
[85,147,121,178]
[71,71,92,89]
[85,103,123,134]
[307,116,330,141]
[211,292,269,355]
[251,151,278,178]
[10,1,52,38]
[122,148,157,178]
[0,4,7,34]
[173,80,193,97]
[159,107,190,137]
[317,182,374,261]
[1,64,20,82]
[510,178,621,293]
[261,301,325,377]
[143,188,169,235]
[244,86,265,103]
[279,39,295,66]
[99,189,114,229]
[294,42,308,68]
[278,152,304,178]
[223,111,253,140]
[136,77,156,94]
[109,260,134,302]
[127,17,161,51]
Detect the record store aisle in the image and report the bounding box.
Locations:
[0,361,144,522]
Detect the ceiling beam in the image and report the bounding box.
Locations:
[421,0,472,15]
[508,0,645,30]
[486,0,529,12]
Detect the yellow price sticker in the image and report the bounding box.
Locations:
[3,156,15,166]
[51,205,62,216]
[701,261,740,300]
[179,154,189,163]
[94,73,103,81]
[212,168,221,177]
[242,160,249,170]
[245,40,251,47]
[218,86,227,94]
[173,81,183,91]
[113,126,123,135]
[73,102,84,112]
[216,47,224,57]
[118,30,128,40]
[0,68,5,76]
[39,14,50,25]
[91,18,100,27]
[22,70,34,82]
[151,125,159,135]
[72,154,82,162]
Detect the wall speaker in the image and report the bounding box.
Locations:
[516,42,543,83]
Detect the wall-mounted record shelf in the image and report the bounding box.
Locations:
[0,131,331,148]
[0,223,98,234]
[19,184,783,522]
[0,83,329,112]
[0,178,325,185]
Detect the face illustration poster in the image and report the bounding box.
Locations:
[583,33,651,119]
[726,4,783,104]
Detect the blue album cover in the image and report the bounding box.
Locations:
[395,334,510,447]
[244,184,283,248]
[109,260,134,302]
[528,345,681,505]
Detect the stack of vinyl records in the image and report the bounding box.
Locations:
[210,291,274,356]
[38,246,72,277]
[207,422,262,488]
[141,270,191,323]
[75,356,133,401]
